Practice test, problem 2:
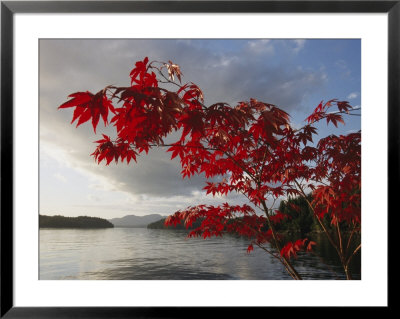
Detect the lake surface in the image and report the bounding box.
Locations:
[40,228,360,280]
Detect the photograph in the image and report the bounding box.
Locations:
[39,38,361,280]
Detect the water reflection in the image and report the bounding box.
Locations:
[40,228,360,280]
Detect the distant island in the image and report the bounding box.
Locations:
[108,214,166,228]
[39,215,114,229]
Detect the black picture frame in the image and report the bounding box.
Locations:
[1,1,395,317]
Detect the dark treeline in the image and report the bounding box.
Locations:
[39,215,114,229]
[148,194,359,238]
[276,194,318,235]
[276,194,359,236]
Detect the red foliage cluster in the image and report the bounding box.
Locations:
[312,133,361,225]
[59,57,361,279]
[280,239,317,259]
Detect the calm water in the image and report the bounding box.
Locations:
[40,228,360,280]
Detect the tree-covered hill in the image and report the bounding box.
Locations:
[39,215,114,229]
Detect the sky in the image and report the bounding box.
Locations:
[39,39,361,219]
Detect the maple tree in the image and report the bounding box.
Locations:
[59,57,361,280]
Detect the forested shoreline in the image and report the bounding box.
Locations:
[39,215,114,229]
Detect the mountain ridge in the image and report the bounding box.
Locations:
[108,214,167,227]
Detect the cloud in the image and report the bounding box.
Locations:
[292,39,306,53]
[247,39,275,55]
[347,92,358,99]
[335,59,351,78]
[87,194,101,202]
[246,39,306,56]
[53,173,67,183]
